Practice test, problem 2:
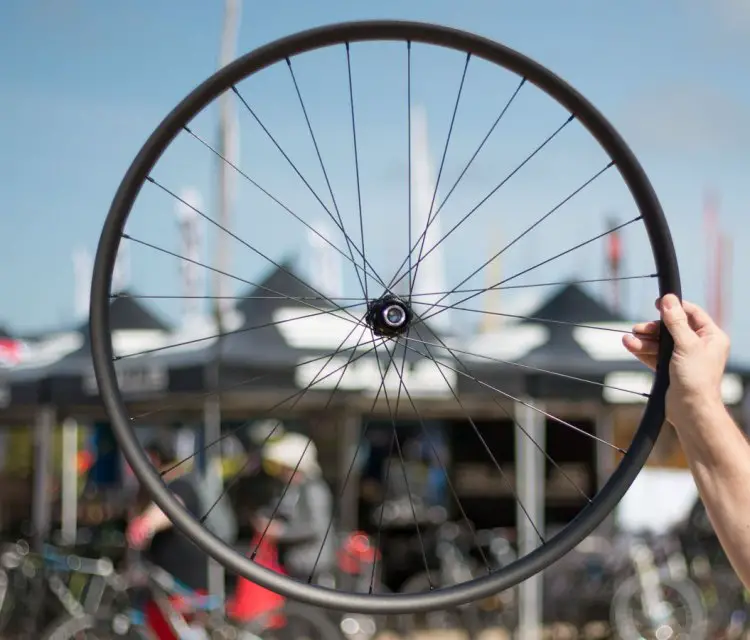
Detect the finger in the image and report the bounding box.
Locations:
[622,334,658,370]
[623,333,659,355]
[659,294,697,348]
[681,300,715,333]
[632,321,660,337]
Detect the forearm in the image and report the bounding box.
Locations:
[674,403,750,588]
[140,497,184,535]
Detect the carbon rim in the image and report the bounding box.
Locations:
[90,20,680,614]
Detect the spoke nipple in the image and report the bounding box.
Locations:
[145,176,155,183]
[250,552,257,561]
[121,232,131,240]
[566,113,576,123]
[607,160,615,168]
[345,41,350,51]
[230,85,239,96]
[112,356,121,362]
[285,57,291,66]
[407,39,412,49]
[520,76,528,86]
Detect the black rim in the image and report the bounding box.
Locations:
[90,19,680,614]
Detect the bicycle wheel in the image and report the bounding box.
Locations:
[258,601,347,640]
[40,613,115,640]
[610,573,707,640]
[91,20,680,614]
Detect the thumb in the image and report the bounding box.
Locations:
[659,294,696,348]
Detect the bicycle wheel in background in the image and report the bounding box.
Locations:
[610,572,707,640]
[90,20,680,614]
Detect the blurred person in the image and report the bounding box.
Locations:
[624,294,750,590]
[254,432,335,583]
[126,438,234,640]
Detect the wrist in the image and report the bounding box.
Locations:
[670,398,735,452]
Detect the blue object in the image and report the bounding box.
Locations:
[89,422,121,487]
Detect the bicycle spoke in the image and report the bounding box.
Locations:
[232,85,388,292]
[252,324,372,555]
[345,43,369,299]
[374,337,434,586]
[409,52,471,299]
[420,216,642,324]
[386,75,527,293]
[146,175,361,324]
[412,161,615,316]
[369,431,396,595]
[182,125,385,289]
[287,56,369,298]
[116,293,368,302]
[407,41,413,296]
[398,337,626,454]
[411,323,594,503]
[387,331,494,570]
[390,113,576,293]
[400,332,650,400]
[406,325,545,544]
[115,302,363,361]
[306,345,399,583]
[159,330,379,477]
[129,337,372,422]
[120,234,365,329]
[412,300,644,335]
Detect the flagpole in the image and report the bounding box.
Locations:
[206,0,241,607]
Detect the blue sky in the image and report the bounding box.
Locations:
[3,0,750,355]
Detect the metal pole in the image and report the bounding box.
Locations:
[338,413,362,535]
[203,396,224,603]
[60,417,79,547]
[515,400,545,640]
[32,405,55,552]
[205,0,241,606]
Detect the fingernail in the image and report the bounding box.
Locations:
[662,295,674,310]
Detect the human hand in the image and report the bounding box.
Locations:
[126,516,154,550]
[622,294,729,428]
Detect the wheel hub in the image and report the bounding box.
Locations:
[366,294,413,337]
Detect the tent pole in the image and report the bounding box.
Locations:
[595,406,616,537]
[515,399,545,640]
[60,417,79,547]
[338,412,362,535]
[32,405,55,552]
[203,394,225,607]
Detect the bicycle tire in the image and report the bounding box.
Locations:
[610,572,707,640]
[253,601,348,640]
[91,19,680,614]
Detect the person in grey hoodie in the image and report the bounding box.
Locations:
[254,432,336,583]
